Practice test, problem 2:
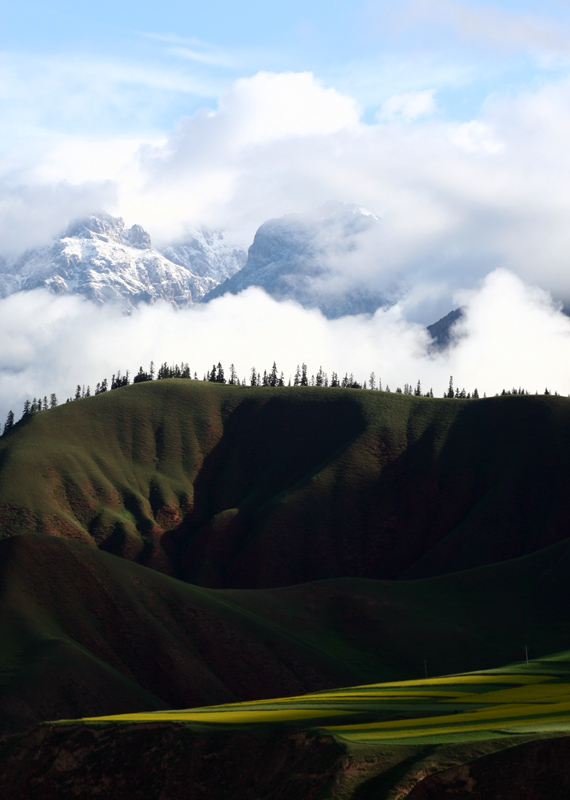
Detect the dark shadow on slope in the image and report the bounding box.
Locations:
[165,393,367,587]
[400,395,570,579]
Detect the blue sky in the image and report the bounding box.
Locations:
[3,0,570,136]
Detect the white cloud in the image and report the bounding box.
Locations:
[403,0,570,59]
[0,179,116,257]
[1,271,569,425]
[4,69,570,317]
[379,89,437,121]
[447,120,504,153]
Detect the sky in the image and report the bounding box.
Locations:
[2,0,570,418]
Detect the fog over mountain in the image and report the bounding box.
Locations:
[1,267,570,427]
[204,201,398,318]
[0,202,399,319]
[4,63,570,418]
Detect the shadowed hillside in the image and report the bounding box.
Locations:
[1,533,570,732]
[1,381,570,587]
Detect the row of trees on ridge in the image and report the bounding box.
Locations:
[1,361,560,437]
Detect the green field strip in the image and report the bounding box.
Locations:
[442,682,570,705]
[83,707,351,724]
[330,715,570,743]
[325,697,570,741]
[350,673,553,689]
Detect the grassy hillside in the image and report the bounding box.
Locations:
[1,380,570,586]
[83,654,570,744]
[3,658,570,798]
[1,532,570,733]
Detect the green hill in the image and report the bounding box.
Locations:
[3,656,570,798]
[1,531,570,733]
[1,381,570,587]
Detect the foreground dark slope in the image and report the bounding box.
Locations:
[1,381,570,586]
[1,532,570,732]
[2,723,569,800]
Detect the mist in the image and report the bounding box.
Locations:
[1,268,569,426]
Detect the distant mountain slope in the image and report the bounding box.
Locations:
[0,215,245,310]
[2,381,570,586]
[427,307,464,348]
[204,202,393,317]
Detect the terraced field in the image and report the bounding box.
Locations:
[81,653,570,745]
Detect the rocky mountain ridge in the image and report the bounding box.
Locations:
[0,215,246,311]
[0,204,461,336]
[0,203,398,319]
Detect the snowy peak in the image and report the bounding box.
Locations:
[203,202,389,317]
[64,214,152,250]
[0,213,245,310]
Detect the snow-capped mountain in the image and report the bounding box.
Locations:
[203,202,393,318]
[0,204,397,318]
[0,215,246,310]
[159,229,247,283]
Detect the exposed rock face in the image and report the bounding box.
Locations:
[1,723,569,800]
[427,307,464,349]
[405,736,570,799]
[0,215,245,311]
[0,724,348,800]
[204,202,393,318]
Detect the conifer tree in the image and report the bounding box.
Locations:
[301,364,308,386]
[3,410,14,435]
[270,361,278,387]
[50,393,57,408]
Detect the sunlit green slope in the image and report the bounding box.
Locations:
[1,531,570,733]
[83,654,570,745]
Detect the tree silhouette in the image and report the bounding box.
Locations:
[3,410,14,435]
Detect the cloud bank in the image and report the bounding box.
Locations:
[5,69,570,313]
[1,269,569,425]
[3,66,570,414]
